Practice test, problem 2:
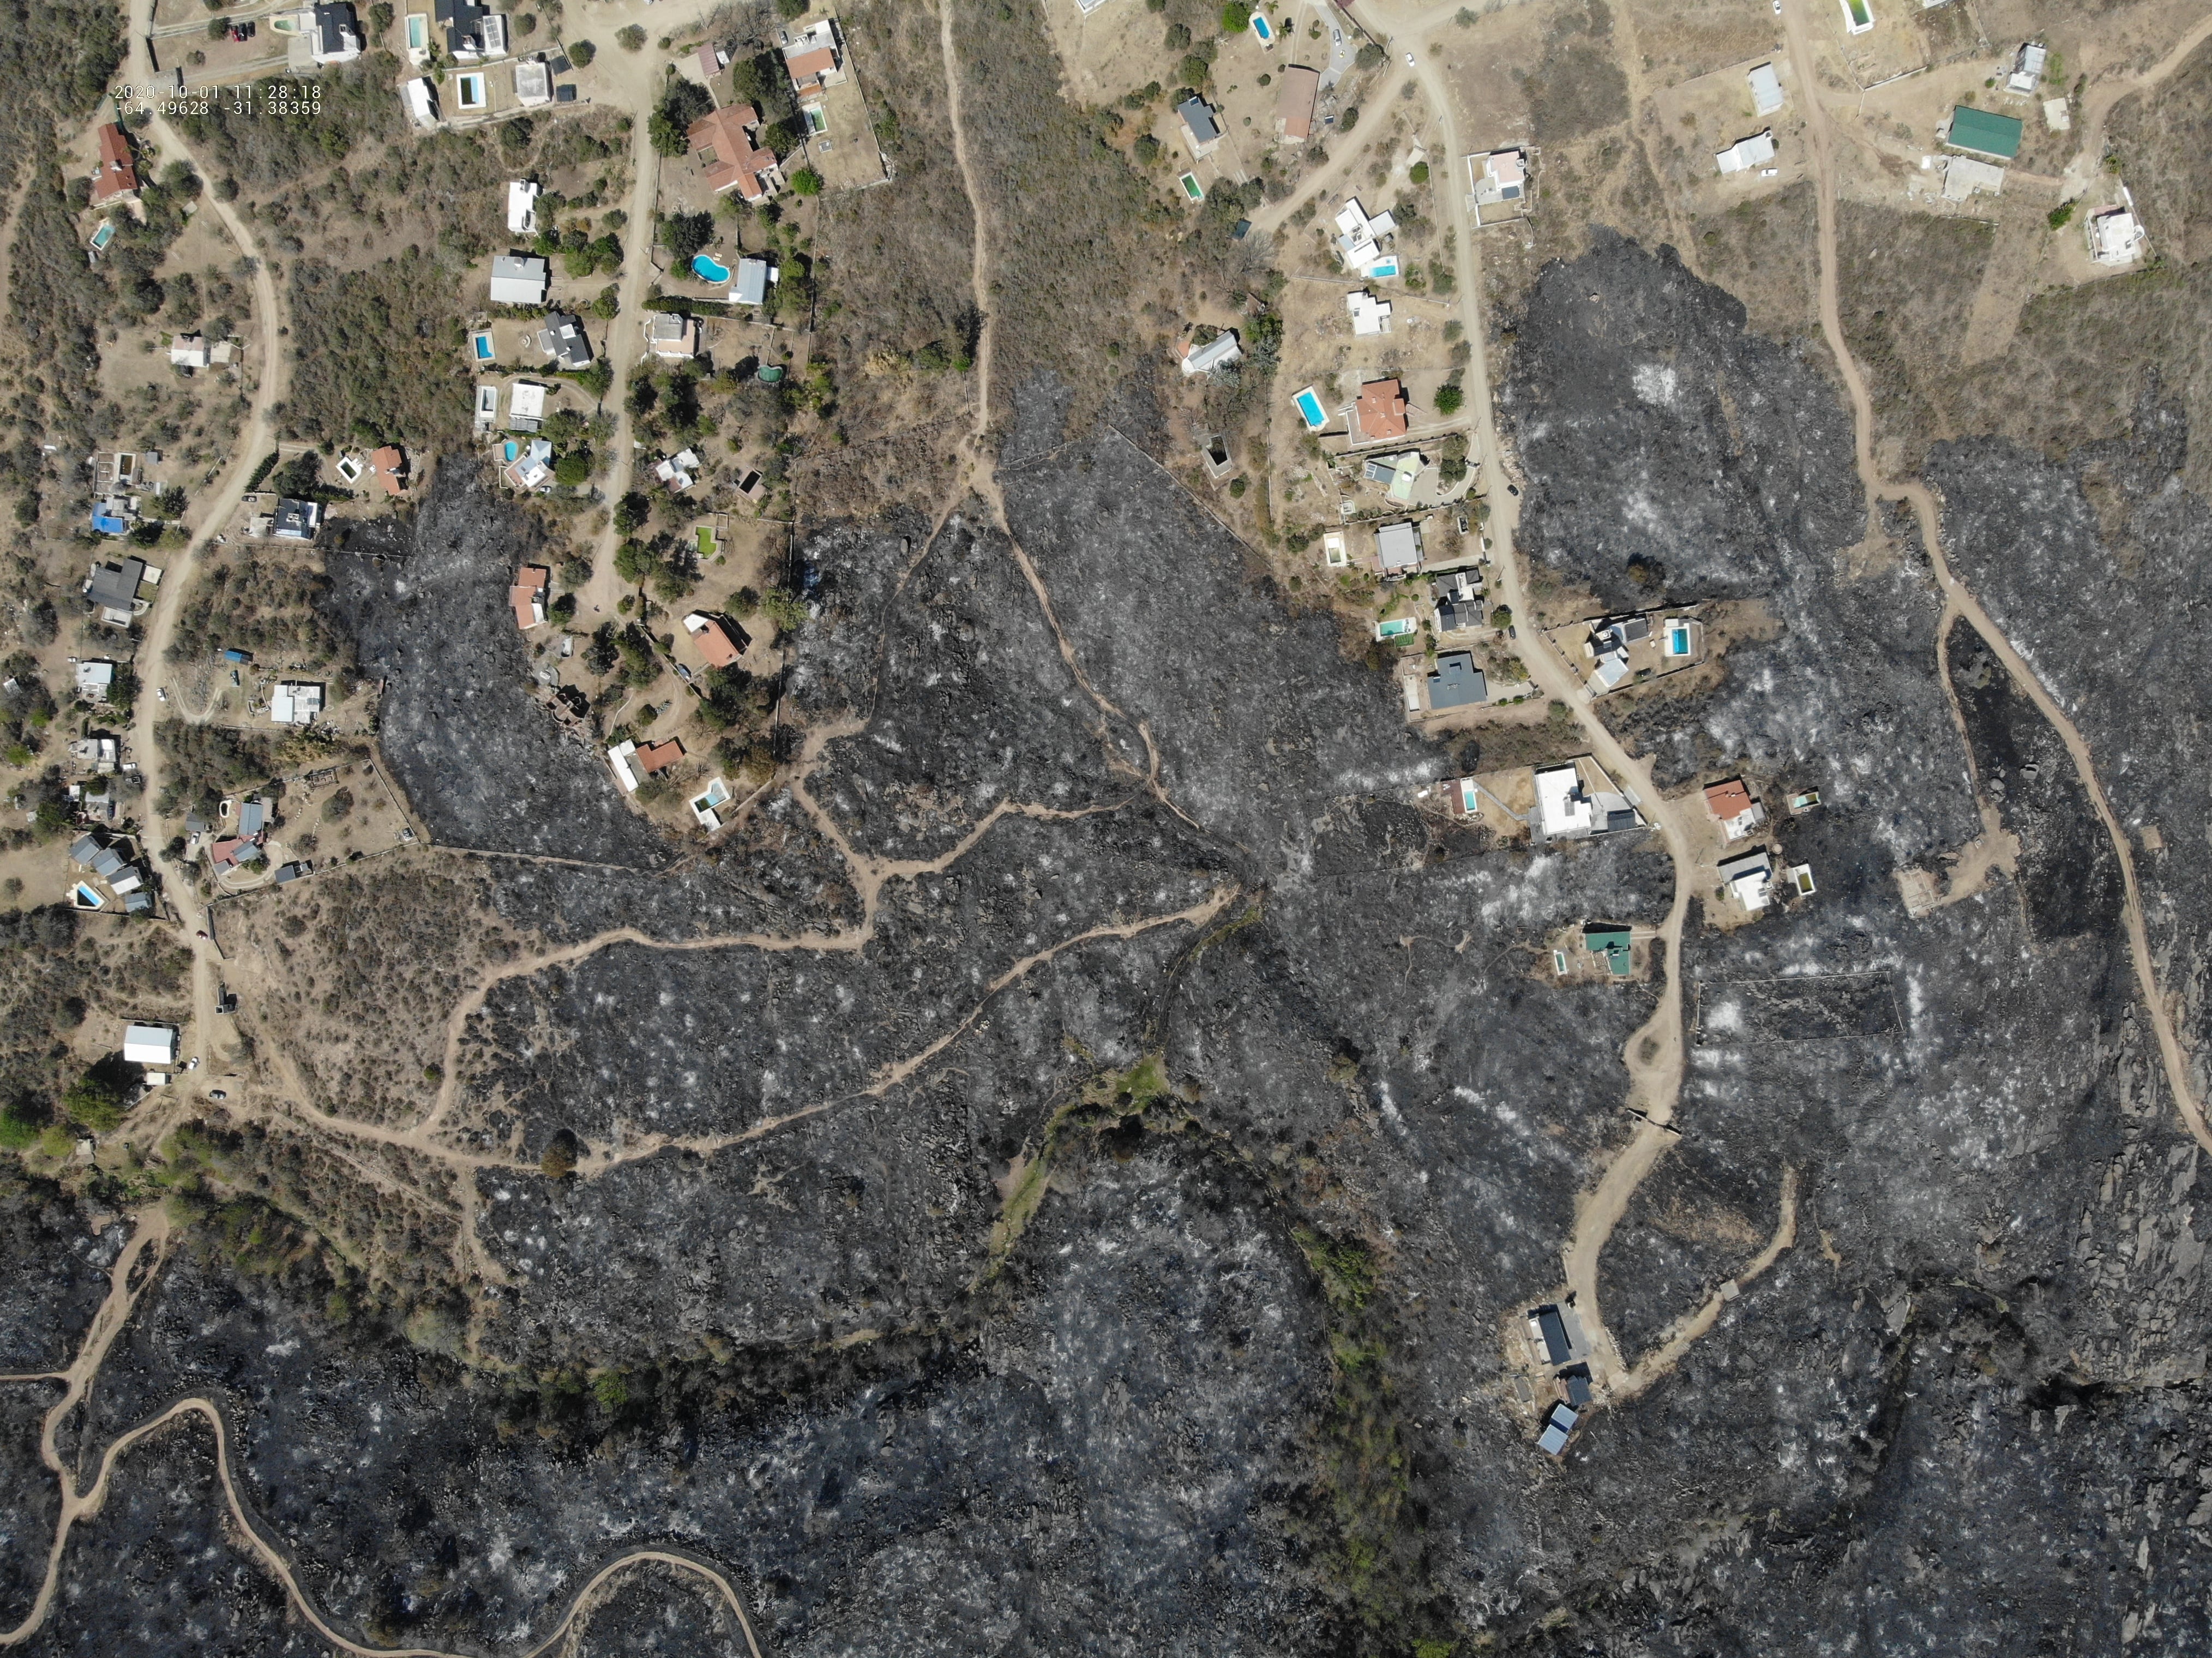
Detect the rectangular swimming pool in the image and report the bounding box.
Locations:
[1293,387,1326,430]
[1369,256,1400,279]
[1250,13,1273,42]
[1179,172,1204,201]
[1375,617,1417,640]
[1667,622,1691,655]
[471,330,494,361]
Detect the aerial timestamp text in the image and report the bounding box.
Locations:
[113,82,324,119]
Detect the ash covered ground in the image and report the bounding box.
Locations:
[11,239,2212,1655]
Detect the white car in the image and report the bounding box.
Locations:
[1405,52,1416,66]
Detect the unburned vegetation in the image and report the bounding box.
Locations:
[285,251,475,449]
[231,862,531,1128]
[165,548,353,671]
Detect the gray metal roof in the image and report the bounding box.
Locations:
[1177,98,1221,145]
[86,558,146,611]
[1428,651,1486,710]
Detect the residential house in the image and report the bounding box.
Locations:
[272,498,321,540]
[1586,615,1650,690]
[85,557,147,618]
[75,661,116,701]
[124,1023,178,1066]
[1427,651,1486,710]
[271,682,324,725]
[308,2,364,64]
[488,254,550,306]
[2007,41,2047,95]
[1715,130,1776,175]
[91,123,139,206]
[608,739,644,792]
[782,17,846,98]
[168,335,212,369]
[1352,377,1409,443]
[2089,207,2147,266]
[504,437,554,491]
[1535,764,1596,839]
[510,564,549,629]
[696,40,726,79]
[1177,97,1223,155]
[1720,848,1775,911]
[69,834,105,868]
[368,445,409,496]
[644,311,700,361]
[1432,567,1481,632]
[1528,1303,1588,1365]
[508,381,549,430]
[1347,289,1391,335]
[1584,922,1632,977]
[732,257,772,308]
[1334,197,1400,274]
[1469,148,1528,218]
[635,738,684,777]
[654,450,700,491]
[436,0,507,59]
[238,798,268,837]
[683,611,746,668]
[1703,777,1766,841]
[687,103,784,202]
[1179,331,1243,377]
[513,56,551,106]
[507,179,539,235]
[405,77,440,129]
[1275,64,1320,141]
[1375,519,1421,575]
[474,383,501,431]
[1946,105,2023,161]
[537,313,593,369]
[1748,62,1783,116]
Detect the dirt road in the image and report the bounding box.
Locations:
[1783,0,2212,1157]
[121,0,289,1101]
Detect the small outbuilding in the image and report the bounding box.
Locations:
[123,1023,177,1066]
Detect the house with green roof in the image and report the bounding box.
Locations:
[1583,922,1633,977]
[1946,106,2023,161]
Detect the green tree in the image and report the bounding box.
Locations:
[63,1058,133,1134]
[0,1095,45,1151]
[1220,3,1250,31]
[567,38,596,65]
[1409,160,1430,184]
[789,167,823,196]
[1338,104,1360,132]
[554,450,593,486]
[1434,382,1464,416]
[760,587,808,631]
[1165,21,1191,48]
[658,209,714,262]
[1355,41,1385,69]
[615,23,645,51]
[613,538,657,584]
[1488,605,1513,630]
[612,492,651,534]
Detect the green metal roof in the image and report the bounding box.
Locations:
[1583,923,1631,952]
[1947,106,2022,160]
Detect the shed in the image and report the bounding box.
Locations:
[1537,1402,1579,1455]
[1946,106,2023,160]
[1276,64,1320,140]
[1716,130,1776,174]
[1179,331,1243,377]
[123,1023,177,1066]
[1747,63,1783,116]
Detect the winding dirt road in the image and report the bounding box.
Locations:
[1782,0,2212,1156]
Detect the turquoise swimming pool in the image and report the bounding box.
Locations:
[1369,256,1400,278]
[502,440,520,462]
[1251,13,1273,41]
[1293,387,1326,430]
[89,221,115,253]
[1667,622,1691,655]
[692,253,731,283]
[471,329,494,361]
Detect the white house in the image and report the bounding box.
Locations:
[2088,206,2147,267]
[514,57,552,107]
[608,739,642,793]
[404,77,440,129]
[2007,41,2047,95]
[1720,849,1775,911]
[488,254,550,307]
[507,179,539,236]
[1535,764,1595,839]
[1716,131,1777,175]
[508,380,549,425]
[1347,290,1392,336]
[123,1023,178,1066]
[271,681,324,725]
[1179,331,1243,376]
[169,335,212,369]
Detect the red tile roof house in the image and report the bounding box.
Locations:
[687,104,785,203]
[1703,777,1768,842]
[509,564,549,629]
[634,737,685,776]
[1353,378,1410,444]
[368,445,409,496]
[683,611,744,668]
[91,123,139,206]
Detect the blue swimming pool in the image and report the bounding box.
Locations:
[89,221,115,253]
[1251,13,1273,41]
[1369,256,1400,278]
[502,440,520,462]
[692,253,731,283]
[1293,387,1326,430]
[471,330,494,361]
